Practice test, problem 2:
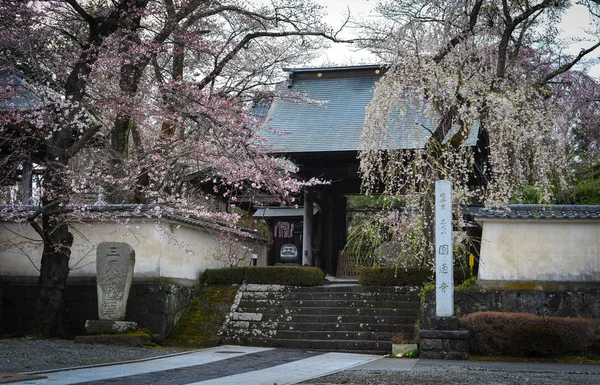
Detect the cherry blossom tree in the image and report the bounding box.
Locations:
[357,0,600,264]
[0,0,345,337]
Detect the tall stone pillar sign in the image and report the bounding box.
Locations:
[96,242,135,321]
[435,180,453,317]
[419,180,469,359]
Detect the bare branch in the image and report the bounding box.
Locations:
[433,0,483,63]
[67,124,102,158]
[64,0,96,26]
[198,31,352,90]
[541,41,600,84]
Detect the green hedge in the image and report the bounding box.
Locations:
[358,266,470,286]
[200,267,246,285]
[358,266,432,286]
[200,266,325,286]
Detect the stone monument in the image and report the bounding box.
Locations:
[84,242,138,335]
[418,180,470,359]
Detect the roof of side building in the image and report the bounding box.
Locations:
[475,204,600,220]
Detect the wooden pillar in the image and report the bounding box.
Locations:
[21,159,32,204]
[302,188,313,266]
[332,195,347,276]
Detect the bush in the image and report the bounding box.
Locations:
[200,266,324,286]
[460,312,600,357]
[200,267,246,285]
[244,266,324,286]
[358,266,432,286]
[572,179,600,204]
[511,323,564,357]
[358,266,470,286]
[511,186,544,204]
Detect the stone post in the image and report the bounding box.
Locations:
[435,180,454,316]
[83,242,138,336]
[418,180,470,359]
[96,242,135,321]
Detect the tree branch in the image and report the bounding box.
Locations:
[26,200,61,245]
[67,124,102,158]
[540,41,600,84]
[64,0,96,26]
[198,31,352,90]
[497,0,558,78]
[433,0,483,63]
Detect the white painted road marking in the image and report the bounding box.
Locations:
[11,346,273,385]
[188,352,380,385]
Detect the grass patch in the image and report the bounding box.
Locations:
[168,285,239,347]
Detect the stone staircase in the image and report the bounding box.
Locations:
[219,283,421,355]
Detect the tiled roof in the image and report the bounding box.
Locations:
[0,72,42,111]
[0,204,265,240]
[475,204,600,220]
[253,206,319,218]
[260,67,479,153]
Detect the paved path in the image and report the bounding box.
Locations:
[6,346,600,385]
[7,346,380,385]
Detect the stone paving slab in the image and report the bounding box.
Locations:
[7,346,379,385]
[185,352,379,385]
[9,346,271,385]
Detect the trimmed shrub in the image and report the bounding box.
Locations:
[358,266,431,286]
[200,266,324,286]
[358,266,470,286]
[460,312,600,357]
[200,267,246,285]
[511,323,564,357]
[245,266,324,286]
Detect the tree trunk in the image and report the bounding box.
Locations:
[34,214,73,337]
[29,0,152,338]
[32,164,74,337]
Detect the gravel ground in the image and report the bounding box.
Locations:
[300,361,600,385]
[0,338,191,373]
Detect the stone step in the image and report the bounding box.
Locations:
[234,306,419,317]
[243,285,419,293]
[225,336,392,355]
[234,313,416,325]
[237,299,420,310]
[241,291,420,302]
[273,330,401,341]
[219,284,421,355]
[226,321,415,333]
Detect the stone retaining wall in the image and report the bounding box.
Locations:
[0,278,196,341]
[421,290,600,329]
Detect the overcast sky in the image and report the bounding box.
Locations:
[309,0,600,75]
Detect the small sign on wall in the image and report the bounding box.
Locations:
[280,244,298,262]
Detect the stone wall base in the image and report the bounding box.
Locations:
[74,334,151,347]
[418,316,470,360]
[422,290,600,331]
[0,278,196,341]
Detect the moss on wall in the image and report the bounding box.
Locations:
[167,285,239,347]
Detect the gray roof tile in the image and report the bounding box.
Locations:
[476,204,600,220]
[261,73,478,153]
[0,73,42,111]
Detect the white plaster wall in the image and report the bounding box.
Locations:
[0,218,266,280]
[478,219,600,282]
